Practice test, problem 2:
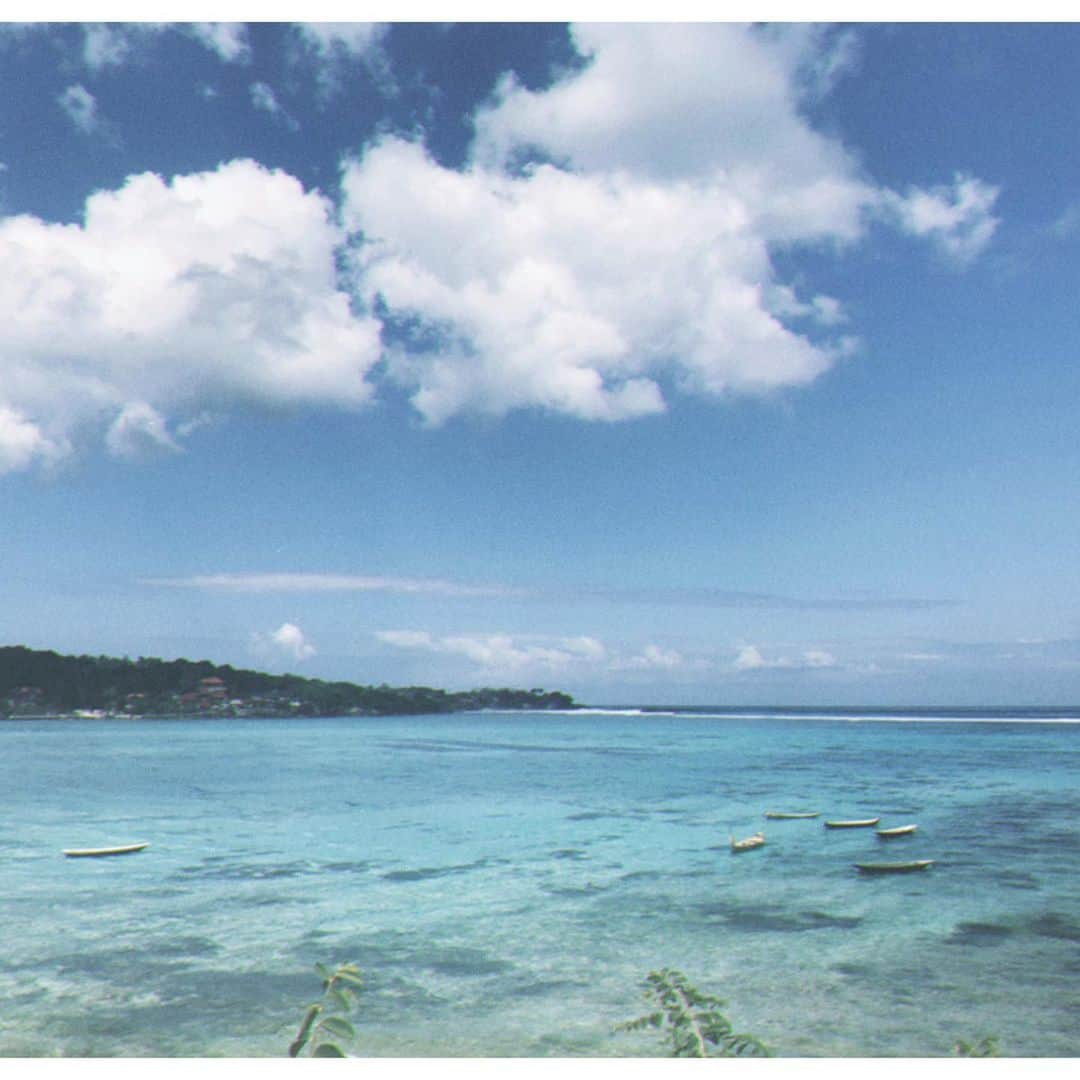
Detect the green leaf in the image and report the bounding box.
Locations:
[312,1042,347,1057]
[333,965,363,987]
[318,1016,356,1040]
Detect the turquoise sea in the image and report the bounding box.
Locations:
[1,707,1078,1058]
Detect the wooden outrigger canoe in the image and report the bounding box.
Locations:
[763,811,820,820]
[63,842,149,858]
[730,831,765,852]
[876,824,918,838]
[855,859,934,874]
[824,818,880,828]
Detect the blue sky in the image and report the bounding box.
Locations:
[2,16,1079,705]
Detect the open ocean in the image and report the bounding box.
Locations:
[1,707,1078,1058]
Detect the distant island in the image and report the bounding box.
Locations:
[0,645,575,719]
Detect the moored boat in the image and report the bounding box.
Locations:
[763,811,820,819]
[824,818,880,828]
[876,824,918,838]
[62,842,149,858]
[730,831,765,852]
[855,859,934,874]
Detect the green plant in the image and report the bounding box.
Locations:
[288,962,363,1058]
[619,968,771,1058]
[953,1035,1000,1057]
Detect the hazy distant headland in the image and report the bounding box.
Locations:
[0,645,575,719]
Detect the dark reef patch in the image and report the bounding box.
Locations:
[945,921,1015,946]
[381,858,490,883]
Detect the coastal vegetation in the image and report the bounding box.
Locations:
[0,644,575,718]
[289,963,999,1058]
[618,968,771,1058]
[289,963,363,1058]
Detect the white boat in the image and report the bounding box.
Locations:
[730,831,765,852]
[824,818,880,828]
[763,811,820,819]
[876,824,918,838]
[855,859,934,874]
[63,842,149,858]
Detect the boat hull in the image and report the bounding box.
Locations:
[63,843,149,858]
[764,811,820,819]
[855,860,934,874]
[876,825,918,838]
[730,833,765,852]
[824,818,880,828]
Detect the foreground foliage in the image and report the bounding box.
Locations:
[618,968,771,1058]
[289,962,363,1058]
[953,1035,1001,1057]
[285,962,1004,1058]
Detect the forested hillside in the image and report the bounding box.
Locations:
[0,645,575,718]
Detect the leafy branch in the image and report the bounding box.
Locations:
[953,1034,1000,1057]
[288,962,363,1058]
[618,968,770,1058]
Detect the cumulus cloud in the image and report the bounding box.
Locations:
[190,23,250,63]
[883,174,1001,265]
[340,23,995,427]
[376,629,703,677]
[733,644,838,672]
[253,622,317,663]
[1,23,1005,474]
[611,644,698,672]
[471,23,870,234]
[58,84,100,134]
[375,630,606,673]
[105,401,182,460]
[0,158,381,470]
[0,407,67,475]
[342,137,839,423]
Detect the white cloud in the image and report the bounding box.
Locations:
[0,159,381,471]
[189,23,250,63]
[250,81,299,130]
[884,173,1001,265]
[375,629,705,678]
[733,645,769,671]
[472,24,871,238]
[733,644,838,672]
[294,23,391,97]
[0,407,67,475]
[376,630,608,674]
[105,401,182,460]
[82,24,139,71]
[138,572,516,597]
[297,23,385,57]
[342,138,839,424]
[340,23,997,427]
[253,622,317,663]
[58,84,99,134]
[80,24,248,70]
[613,644,692,672]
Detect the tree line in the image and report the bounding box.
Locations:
[0,645,575,717]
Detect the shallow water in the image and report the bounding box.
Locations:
[1,709,1077,1057]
